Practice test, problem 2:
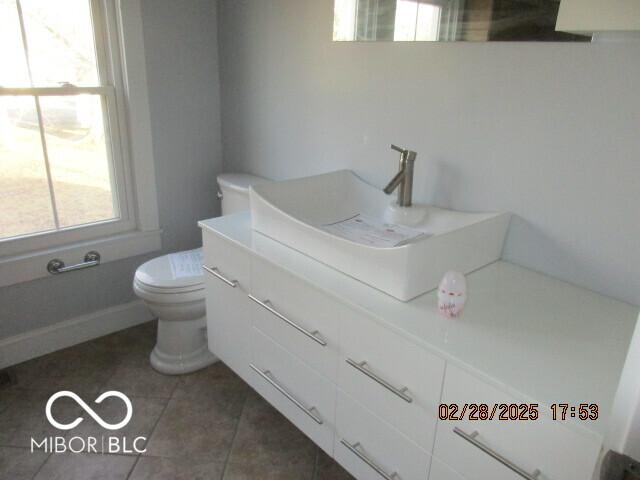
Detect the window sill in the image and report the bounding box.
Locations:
[0,229,162,288]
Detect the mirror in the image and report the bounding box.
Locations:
[333,0,590,42]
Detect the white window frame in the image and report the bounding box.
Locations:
[0,0,161,287]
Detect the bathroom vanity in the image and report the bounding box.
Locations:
[199,212,638,480]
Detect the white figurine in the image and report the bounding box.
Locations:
[438,271,467,318]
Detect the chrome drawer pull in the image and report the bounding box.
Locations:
[249,364,323,425]
[340,439,400,480]
[346,358,413,403]
[453,428,542,480]
[248,295,327,347]
[202,265,238,288]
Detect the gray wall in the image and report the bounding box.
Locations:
[218,0,640,306]
[0,0,222,340]
[143,0,223,252]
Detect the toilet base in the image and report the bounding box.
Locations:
[150,315,218,375]
[150,344,217,375]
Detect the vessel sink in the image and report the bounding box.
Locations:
[250,170,511,301]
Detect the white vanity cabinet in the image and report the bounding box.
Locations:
[200,213,639,480]
[202,223,436,479]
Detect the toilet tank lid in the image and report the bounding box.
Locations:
[217,172,267,193]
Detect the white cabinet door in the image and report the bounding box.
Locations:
[334,389,431,480]
[338,308,445,451]
[434,364,601,480]
[250,255,341,381]
[204,267,256,384]
[202,229,251,290]
[250,328,336,455]
[203,229,257,383]
[428,458,466,480]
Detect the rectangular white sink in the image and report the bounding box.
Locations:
[250,170,511,301]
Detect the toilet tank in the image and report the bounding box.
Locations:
[217,172,266,215]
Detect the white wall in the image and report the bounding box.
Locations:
[218,0,640,306]
[0,0,222,340]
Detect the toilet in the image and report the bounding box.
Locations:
[133,172,265,375]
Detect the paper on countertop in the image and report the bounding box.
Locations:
[168,249,203,279]
[320,214,426,248]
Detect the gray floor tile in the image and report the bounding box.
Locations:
[34,452,136,480]
[173,362,248,401]
[0,384,17,415]
[89,321,157,353]
[11,342,117,396]
[101,365,179,399]
[113,346,155,369]
[129,456,225,480]
[89,322,157,368]
[144,384,247,462]
[227,391,317,469]
[68,322,155,371]
[0,446,49,480]
[67,396,167,454]
[314,449,354,480]
[0,388,83,448]
[224,461,315,480]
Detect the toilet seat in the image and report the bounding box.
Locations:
[134,250,204,289]
[134,250,205,302]
[133,279,204,304]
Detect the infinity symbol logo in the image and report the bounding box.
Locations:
[46,391,133,431]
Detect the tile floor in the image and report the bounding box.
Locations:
[0,321,354,480]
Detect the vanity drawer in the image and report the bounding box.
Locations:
[338,309,445,451]
[335,389,431,480]
[204,269,257,384]
[429,457,465,480]
[250,328,336,454]
[202,229,250,291]
[250,256,341,381]
[434,364,601,480]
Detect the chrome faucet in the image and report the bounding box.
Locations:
[383,144,417,207]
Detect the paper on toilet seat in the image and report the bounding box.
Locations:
[168,250,203,279]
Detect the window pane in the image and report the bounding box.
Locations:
[334,0,357,41]
[394,0,419,41]
[416,4,441,41]
[0,0,31,86]
[0,96,56,239]
[20,0,99,86]
[40,95,117,228]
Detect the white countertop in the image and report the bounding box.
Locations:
[199,212,639,438]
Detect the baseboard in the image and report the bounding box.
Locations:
[0,300,154,369]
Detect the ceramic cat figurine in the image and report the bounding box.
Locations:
[438,271,467,318]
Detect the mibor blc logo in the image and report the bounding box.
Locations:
[31,390,147,454]
[46,391,133,430]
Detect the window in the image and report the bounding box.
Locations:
[0,0,161,286]
[394,0,462,41]
[394,0,442,41]
[333,0,462,41]
[0,0,130,244]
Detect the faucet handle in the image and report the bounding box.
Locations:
[390,144,417,162]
